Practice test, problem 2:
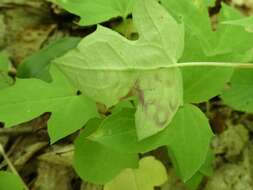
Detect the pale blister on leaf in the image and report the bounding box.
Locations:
[55,0,184,139]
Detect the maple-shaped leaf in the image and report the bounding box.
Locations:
[50,0,135,26]
[81,104,212,182]
[74,118,138,184]
[54,0,184,140]
[0,66,98,143]
[161,0,253,59]
[104,156,167,190]
[161,0,253,104]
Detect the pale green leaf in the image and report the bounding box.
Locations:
[50,0,135,26]
[0,172,24,190]
[0,66,98,143]
[55,0,183,139]
[104,156,167,190]
[133,0,184,60]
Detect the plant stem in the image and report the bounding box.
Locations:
[178,62,253,69]
[0,144,30,190]
[0,126,33,136]
[62,62,253,71]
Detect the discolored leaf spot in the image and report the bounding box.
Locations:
[135,69,183,139]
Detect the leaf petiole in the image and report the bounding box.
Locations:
[178,62,253,69]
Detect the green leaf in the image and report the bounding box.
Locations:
[87,108,169,154]
[183,67,233,103]
[0,172,24,190]
[185,172,203,190]
[0,53,13,90]
[111,99,134,113]
[0,66,98,143]
[88,104,213,182]
[88,108,147,153]
[221,69,253,113]
[199,149,214,177]
[81,118,103,138]
[17,37,81,82]
[184,149,214,190]
[166,104,213,181]
[74,127,138,184]
[161,0,253,103]
[54,0,184,139]
[50,0,135,26]
[222,16,253,32]
[104,156,167,190]
[161,0,253,58]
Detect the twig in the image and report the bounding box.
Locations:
[178,62,253,69]
[0,144,30,190]
[0,126,33,136]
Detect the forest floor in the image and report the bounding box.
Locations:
[0,0,253,190]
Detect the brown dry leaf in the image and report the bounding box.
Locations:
[37,145,74,166]
[1,1,56,63]
[81,182,103,190]
[0,0,45,8]
[33,161,74,190]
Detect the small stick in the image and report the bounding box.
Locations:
[0,126,33,136]
[0,144,30,190]
[178,62,253,69]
